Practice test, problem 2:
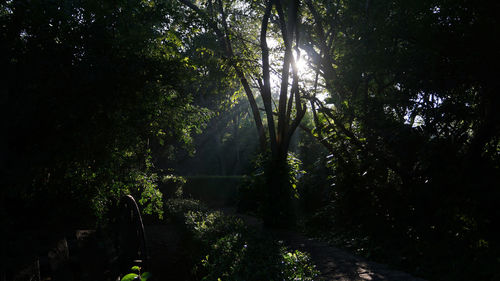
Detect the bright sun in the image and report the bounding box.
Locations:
[295,57,306,73]
[293,51,311,77]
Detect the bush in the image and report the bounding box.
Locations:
[163,199,320,280]
[163,198,208,224]
[159,174,186,198]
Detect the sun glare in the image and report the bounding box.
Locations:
[295,56,306,72]
[293,51,312,78]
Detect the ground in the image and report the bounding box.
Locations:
[144,206,427,281]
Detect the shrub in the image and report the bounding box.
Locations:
[163,199,320,280]
[159,174,186,198]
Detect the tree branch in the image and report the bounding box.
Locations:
[260,0,278,154]
[179,0,267,151]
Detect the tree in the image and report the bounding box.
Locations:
[0,0,211,228]
[178,0,309,226]
[298,0,500,279]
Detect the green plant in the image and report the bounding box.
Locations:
[287,152,306,199]
[120,266,152,281]
[281,249,320,281]
[238,152,305,212]
[159,174,186,198]
[163,199,320,280]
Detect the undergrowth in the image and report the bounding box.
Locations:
[163,198,320,281]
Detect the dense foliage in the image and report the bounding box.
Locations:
[299,0,500,280]
[0,0,213,227]
[2,0,499,280]
[164,198,319,280]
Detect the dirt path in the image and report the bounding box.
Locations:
[220,207,427,281]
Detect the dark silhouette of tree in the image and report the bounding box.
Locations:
[299,0,500,279]
[0,0,211,228]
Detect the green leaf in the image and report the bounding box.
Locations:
[141,272,152,280]
[131,266,141,272]
[121,273,138,281]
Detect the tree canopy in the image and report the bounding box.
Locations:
[2,0,499,280]
[1,0,215,224]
